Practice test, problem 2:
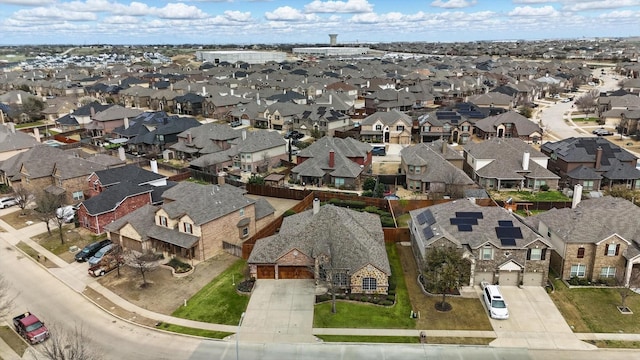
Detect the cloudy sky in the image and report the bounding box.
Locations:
[0,0,638,45]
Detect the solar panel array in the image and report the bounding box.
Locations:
[495,220,523,247]
[417,210,436,226]
[457,224,473,232]
[423,227,434,239]
[455,211,483,219]
[449,211,483,233]
[450,217,478,225]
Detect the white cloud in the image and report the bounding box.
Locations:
[304,0,373,13]
[0,0,54,5]
[562,0,640,12]
[430,0,476,9]
[154,3,209,19]
[508,5,559,16]
[12,7,98,21]
[223,10,252,22]
[513,0,553,3]
[265,6,318,21]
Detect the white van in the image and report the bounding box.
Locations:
[481,281,509,320]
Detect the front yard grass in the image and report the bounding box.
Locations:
[155,322,232,339]
[549,277,640,333]
[32,227,103,263]
[0,325,29,357]
[0,209,42,230]
[171,259,249,325]
[313,243,415,329]
[316,335,494,345]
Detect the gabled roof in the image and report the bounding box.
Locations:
[0,123,40,152]
[82,182,154,216]
[293,137,370,179]
[400,142,473,185]
[248,204,390,275]
[361,109,412,127]
[91,164,167,187]
[541,137,638,171]
[92,105,143,122]
[474,111,542,136]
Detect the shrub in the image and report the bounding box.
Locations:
[380,300,394,306]
[166,258,192,273]
[361,190,374,197]
[283,209,297,217]
[237,279,255,292]
[380,216,395,227]
[364,206,379,214]
[539,184,550,191]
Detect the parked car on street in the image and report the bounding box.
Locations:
[13,312,50,344]
[592,128,613,136]
[75,239,111,262]
[371,146,386,156]
[0,196,18,209]
[88,243,114,266]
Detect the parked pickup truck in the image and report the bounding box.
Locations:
[13,312,50,344]
[88,256,122,277]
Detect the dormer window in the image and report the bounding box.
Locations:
[375,124,382,131]
[159,216,167,227]
[184,222,192,234]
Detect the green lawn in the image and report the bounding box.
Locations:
[172,259,249,325]
[549,277,640,333]
[313,244,415,329]
[155,322,232,339]
[491,190,570,202]
[396,213,411,227]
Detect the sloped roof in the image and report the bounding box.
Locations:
[0,123,40,152]
[92,164,167,187]
[474,111,541,136]
[248,204,390,275]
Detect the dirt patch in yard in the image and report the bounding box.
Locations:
[93,252,239,315]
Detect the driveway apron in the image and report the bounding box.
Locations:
[239,279,317,343]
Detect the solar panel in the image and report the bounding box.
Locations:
[450,217,478,225]
[417,212,427,225]
[456,211,483,219]
[423,227,434,239]
[500,238,517,246]
[422,210,436,226]
[458,224,473,232]
[498,220,513,227]
[495,227,523,239]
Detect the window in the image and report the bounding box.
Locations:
[159,216,167,227]
[480,246,493,260]
[333,272,348,287]
[570,264,586,277]
[443,124,451,132]
[183,222,192,234]
[72,191,84,201]
[396,125,404,132]
[334,178,345,187]
[362,277,376,291]
[93,182,99,191]
[239,208,245,217]
[583,180,594,191]
[528,248,543,261]
[375,124,382,131]
[414,166,420,174]
[462,125,470,131]
[242,227,249,237]
[606,243,619,256]
[423,125,431,132]
[577,247,585,258]
[600,266,616,278]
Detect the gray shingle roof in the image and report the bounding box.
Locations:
[400,143,473,185]
[82,182,153,215]
[161,182,254,225]
[248,204,390,275]
[292,137,370,179]
[92,164,166,187]
[0,124,40,152]
[474,111,542,136]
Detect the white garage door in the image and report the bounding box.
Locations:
[499,271,519,286]
[474,272,494,285]
[522,272,544,286]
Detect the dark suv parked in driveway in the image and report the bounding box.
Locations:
[75,239,111,262]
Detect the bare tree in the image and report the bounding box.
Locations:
[37,323,103,360]
[313,248,346,314]
[616,269,640,311]
[127,251,157,288]
[34,192,63,236]
[442,167,468,199]
[13,185,32,216]
[574,92,597,118]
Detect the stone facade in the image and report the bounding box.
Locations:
[197,204,256,260]
[559,235,629,281]
[349,264,389,294]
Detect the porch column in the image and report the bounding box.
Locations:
[625,260,635,287]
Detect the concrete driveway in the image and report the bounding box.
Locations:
[239,279,317,343]
[486,286,595,350]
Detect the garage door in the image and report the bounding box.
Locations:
[499,271,519,286]
[474,272,494,285]
[256,265,275,279]
[522,272,544,286]
[278,266,314,279]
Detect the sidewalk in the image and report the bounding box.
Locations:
[3,212,640,355]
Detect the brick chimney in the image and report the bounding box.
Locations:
[595,146,603,170]
[329,150,335,168]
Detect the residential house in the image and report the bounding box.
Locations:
[78,163,173,234]
[474,111,543,143]
[248,200,391,294]
[467,92,514,110]
[104,182,275,260]
[293,105,352,137]
[189,129,287,176]
[85,105,144,137]
[291,136,372,189]
[174,93,204,116]
[54,101,111,131]
[170,123,241,160]
[359,109,412,144]
[261,102,303,131]
[417,109,476,144]
[410,200,552,286]
[400,141,475,197]
[526,195,640,287]
[363,88,416,115]
[541,137,640,191]
[0,123,40,162]
[463,138,560,191]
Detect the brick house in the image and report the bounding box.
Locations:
[359,109,412,144]
[526,195,640,286]
[290,136,372,189]
[540,137,640,191]
[104,182,275,260]
[417,109,476,144]
[410,200,552,286]
[77,164,172,234]
[85,105,144,137]
[248,200,391,294]
[473,111,543,143]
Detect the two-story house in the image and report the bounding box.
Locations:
[417,110,476,144]
[85,105,144,137]
[526,195,640,287]
[359,109,412,144]
[410,200,552,287]
[474,111,543,143]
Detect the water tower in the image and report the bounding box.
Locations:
[329,34,338,46]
